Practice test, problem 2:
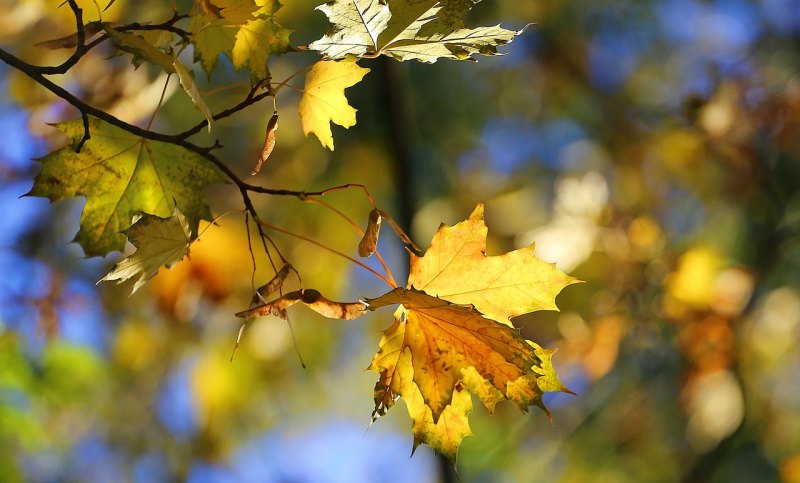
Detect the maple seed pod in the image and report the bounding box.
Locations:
[251,112,279,176]
[250,264,292,306]
[358,208,382,257]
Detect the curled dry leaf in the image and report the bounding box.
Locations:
[35,22,104,49]
[250,264,291,306]
[358,208,382,257]
[237,288,367,320]
[173,57,214,132]
[251,112,279,176]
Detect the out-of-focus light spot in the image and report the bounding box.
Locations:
[134,452,171,483]
[480,118,539,174]
[553,172,608,221]
[684,370,744,452]
[628,216,665,259]
[588,30,642,91]
[190,347,256,427]
[558,312,591,345]
[157,358,199,439]
[412,198,458,247]
[762,0,800,34]
[519,172,607,271]
[711,268,753,317]
[246,317,290,361]
[750,287,800,360]
[187,462,236,483]
[114,320,160,370]
[69,436,125,482]
[780,452,800,483]
[230,421,437,483]
[583,315,625,381]
[701,83,740,137]
[666,247,722,308]
[655,129,704,171]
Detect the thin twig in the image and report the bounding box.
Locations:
[254,219,396,288]
[304,198,397,287]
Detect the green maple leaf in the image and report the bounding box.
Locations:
[308,0,527,62]
[99,207,192,294]
[188,0,291,79]
[28,117,224,257]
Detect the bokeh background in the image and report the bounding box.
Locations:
[2,0,800,481]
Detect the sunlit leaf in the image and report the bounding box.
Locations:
[366,204,577,460]
[99,207,192,294]
[28,117,224,256]
[308,0,527,63]
[173,56,214,132]
[102,25,176,73]
[408,203,580,325]
[298,60,369,150]
[188,0,291,79]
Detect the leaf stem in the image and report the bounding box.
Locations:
[304,198,397,287]
[145,73,171,130]
[254,219,396,289]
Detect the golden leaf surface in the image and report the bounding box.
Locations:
[408,203,580,325]
[367,204,577,461]
[298,60,369,150]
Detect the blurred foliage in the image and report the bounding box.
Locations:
[1,0,800,481]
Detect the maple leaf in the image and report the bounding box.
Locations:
[409,203,577,325]
[366,204,578,460]
[99,207,192,294]
[28,117,224,256]
[173,57,214,132]
[102,25,176,73]
[188,0,291,79]
[298,60,369,150]
[308,0,527,63]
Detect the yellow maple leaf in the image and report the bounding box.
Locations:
[298,60,369,150]
[366,204,578,461]
[409,203,579,326]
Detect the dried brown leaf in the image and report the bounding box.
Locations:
[237,289,367,320]
[358,208,382,257]
[251,112,279,176]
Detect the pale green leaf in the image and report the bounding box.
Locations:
[307,0,391,59]
[173,57,214,132]
[99,207,192,294]
[309,0,526,62]
[232,16,292,81]
[102,25,176,73]
[28,117,224,256]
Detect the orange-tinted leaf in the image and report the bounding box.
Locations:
[367,204,577,461]
[368,288,541,421]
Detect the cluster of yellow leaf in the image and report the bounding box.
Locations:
[238,204,578,460]
[365,204,579,460]
[188,0,291,80]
